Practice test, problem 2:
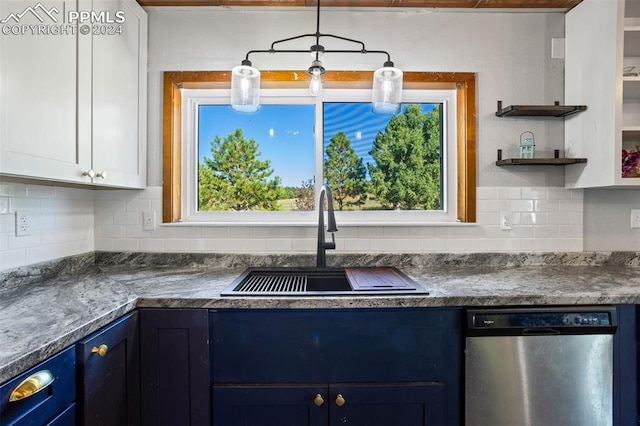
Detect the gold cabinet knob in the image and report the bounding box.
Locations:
[335,394,346,407]
[91,344,108,357]
[314,393,324,407]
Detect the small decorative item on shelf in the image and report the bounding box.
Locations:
[622,147,640,178]
[623,66,638,77]
[519,131,535,159]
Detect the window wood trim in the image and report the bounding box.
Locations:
[162,70,476,223]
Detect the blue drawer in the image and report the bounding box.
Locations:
[0,346,75,426]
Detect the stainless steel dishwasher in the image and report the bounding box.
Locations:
[465,306,617,426]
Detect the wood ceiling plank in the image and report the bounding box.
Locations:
[137,0,581,9]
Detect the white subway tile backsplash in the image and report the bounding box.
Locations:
[163,239,191,252]
[477,199,510,213]
[383,227,410,238]
[26,185,56,199]
[356,227,384,238]
[476,187,498,200]
[497,187,522,200]
[0,182,26,197]
[0,183,592,272]
[534,199,559,212]
[0,249,26,270]
[114,211,139,226]
[510,199,534,212]
[10,197,42,213]
[114,239,141,252]
[125,198,152,212]
[0,198,8,215]
[139,239,165,252]
[521,187,547,200]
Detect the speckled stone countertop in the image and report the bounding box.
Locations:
[1,251,639,383]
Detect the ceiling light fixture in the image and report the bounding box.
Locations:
[230,0,403,115]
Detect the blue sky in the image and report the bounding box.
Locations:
[198,103,436,187]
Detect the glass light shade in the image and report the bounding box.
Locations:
[309,70,323,96]
[231,65,260,113]
[371,66,403,115]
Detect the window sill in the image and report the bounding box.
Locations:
[162,221,477,227]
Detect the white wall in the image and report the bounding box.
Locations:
[1,7,637,272]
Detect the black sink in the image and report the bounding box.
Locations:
[220,267,428,296]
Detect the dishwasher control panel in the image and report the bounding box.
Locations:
[466,307,617,335]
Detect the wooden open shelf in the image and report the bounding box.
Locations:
[495,101,587,117]
[496,158,588,166]
[495,149,587,166]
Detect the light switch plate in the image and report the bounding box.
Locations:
[551,38,565,59]
[631,209,640,229]
[143,211,156,231]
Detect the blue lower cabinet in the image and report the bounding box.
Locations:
[210,308,462,426]
[140,309,210,426]
[212,383,444,426]
[76,311,140,426]
[0,346,75,426]
[212,385,329,426]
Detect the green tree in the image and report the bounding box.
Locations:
[324,131,368,210]
[295,178,315,211]
[199,128,282,211]
[367,104,439,210]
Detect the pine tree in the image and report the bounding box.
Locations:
[199,128,282,211]
[324,131,368,210]
[367,104,439,210]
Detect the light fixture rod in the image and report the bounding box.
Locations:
[241,0,392,65]
[244,47,392,65]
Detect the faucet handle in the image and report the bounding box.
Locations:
[323,231,336,250]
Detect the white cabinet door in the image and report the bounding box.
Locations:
[565,0,640,187]
[90,0,147,188]
[0,0,147,188]
[0,0,93,183]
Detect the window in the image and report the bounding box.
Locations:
[163,71,476,224]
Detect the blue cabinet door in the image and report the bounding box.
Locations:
[328,383,445,426]
[210,308,462,425]
[213,385,329,426]
[76,311,140,426]
[140,309,210,426]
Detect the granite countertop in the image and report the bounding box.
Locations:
[1,251,639,383]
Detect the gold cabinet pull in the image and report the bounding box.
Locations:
[91,344,108,357]
[313,393,325,407]
[335,393,346,407]
[9,370,55,402]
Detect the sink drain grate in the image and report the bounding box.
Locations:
[234,273,308,293]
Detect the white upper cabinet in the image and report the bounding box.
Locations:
[565,0,640,188]
[0,0,147,188]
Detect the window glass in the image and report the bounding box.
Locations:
[323,102,442,211]
[198,104,315,212]
[182,88,457,224]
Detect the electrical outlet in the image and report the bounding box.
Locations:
[500,211,512,231]
[631,209,640,229]
[15,211,30,237]
[143,211,156,231]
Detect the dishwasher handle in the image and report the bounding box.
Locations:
[522,327,561,335]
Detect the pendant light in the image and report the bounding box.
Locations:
[230,60,260,113]
[372,61,403,115]
[229,0,402,115]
